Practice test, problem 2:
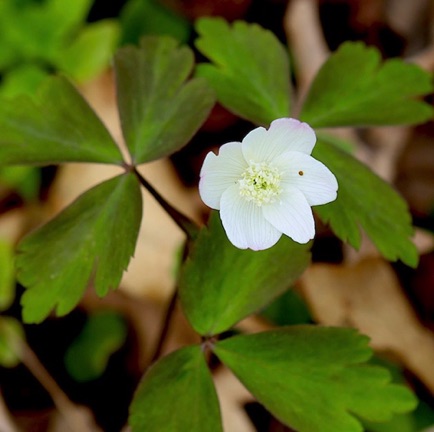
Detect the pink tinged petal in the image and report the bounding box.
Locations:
[275,151,338,206]
[262,186,315,244]
[220,184,282,250]
[199,142,247,210]
[242,118,316,163]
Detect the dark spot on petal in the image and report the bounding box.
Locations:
[298,170,304,176]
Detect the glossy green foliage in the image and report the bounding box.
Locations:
[0,76,123,166]
[114,36,215,164]
[179,212,311,335]
[0,0,91,67]
[129,346,222,432]
[300,42,433,127]
[65,312,128,382]
[0,240,15,310]
[195,18,291,125]
[0,0,119,88]
[56,20,120,83]
[214,326,417,432]
[313,138,418,267]
[120,0,190,45]
[17,173,142,323]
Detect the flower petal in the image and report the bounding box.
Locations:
[242,118,316,163]
[220,184,282,250]
[262,186,315,244]
[274,151,338,206]
[199,142,247,209]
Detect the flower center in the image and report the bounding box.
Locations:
[238,161,282,206]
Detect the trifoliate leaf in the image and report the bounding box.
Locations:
[300,42,433,128]
[114,36,215,164]
[17,173,142,323]
[65,311,127,382]
[57,20,120,82]
[0,317,24,368]
[313,139,418,267]
[195,18,291,126]
[129,345,222,432]
[0,76,123,166]
[0,240,15,311]
[179,212,311,336]
[214,326,417,432]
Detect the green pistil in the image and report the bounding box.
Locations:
[238,161,282,206]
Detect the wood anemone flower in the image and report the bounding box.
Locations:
[199,118,338,250]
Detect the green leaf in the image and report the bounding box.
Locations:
[57,20,120,82]
[313,139,418,267]
[114,36,215,164]
[195,18,291,126]
[260,289,311,326]
[45,0,92,38]
[363,413,416,432]
[64,311,127,382]
[0,0,92,65]
[17,173,142,323]
[0,166,41,201]
[413,401,434,431]
[120,0,191,45]
[361,357,418,432]
[0,76,124,166]
[214,326,417,432]
[0,64,48,98]
[300,42,433,128]
[179,212,311,336]
[0,240,15,311]
[0,317,24,368]
[129,345,222,432]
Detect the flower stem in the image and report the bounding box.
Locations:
[150,289,178,364]
[132,168,200,240]
[19,341,95,431]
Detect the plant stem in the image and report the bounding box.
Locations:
[19,341,95,432]
[150,289,178,364]
[133,168,200,240]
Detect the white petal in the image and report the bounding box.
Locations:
[220,184,282,250]
[274,151,338,206]
[242,118,316,163]
[262,186,315,244]
[199,142,247,210]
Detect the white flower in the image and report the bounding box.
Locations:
[199,118,338,250]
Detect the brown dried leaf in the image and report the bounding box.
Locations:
[299,258,434,393]
[214,367,255,432]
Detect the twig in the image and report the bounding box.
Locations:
[149,289,178,364]
[19,341,97,432]
[133,168,200,240]
[283,0,329,109]
[0,392,18,432]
